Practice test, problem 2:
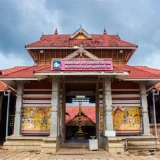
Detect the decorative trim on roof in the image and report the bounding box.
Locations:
[63,45,99,60]
[68,26,92,40]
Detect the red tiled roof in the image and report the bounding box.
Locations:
[117,65,160,79]
[1,65,160,80]
[26,34,137,48]
[66,106,96,124]
[155,83,160,91]
[0,81,7,92]
[134,66,160,76]
[0,66,34,92]
[0,65,46,78]
[2,66,30,75]
[133,66,160,91]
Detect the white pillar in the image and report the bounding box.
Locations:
[139,82,150,135]
[104,77,113,131]
[49,77,59,138]
[13,81,24,136]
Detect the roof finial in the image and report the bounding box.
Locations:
[104,27,107,35]
[54,28,58,35]
[117,32,120,39]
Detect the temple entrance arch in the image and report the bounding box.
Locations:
[60,77,101,147]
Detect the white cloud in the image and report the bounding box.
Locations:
[15,0,61,35]
[0,51,33,69]
[142,51,160,69]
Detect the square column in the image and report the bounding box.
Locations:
[139,82,150,135]
[104,77,113,131]
[13,81,24,136]
[49,77,59,138]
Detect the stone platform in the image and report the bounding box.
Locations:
[3,136,58,153]
[102,135,160,153]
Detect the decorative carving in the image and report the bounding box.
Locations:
[63,45,99,60]
[68,26,92,40]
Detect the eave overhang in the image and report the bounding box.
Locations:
[26,46,137,50]
[34,71,129,76]
[0,78,38,80]
[124,79,160,81]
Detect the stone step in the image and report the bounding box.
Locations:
[61,144,89,148]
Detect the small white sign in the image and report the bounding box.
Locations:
[89,139,98,151]
[104,131,116,137]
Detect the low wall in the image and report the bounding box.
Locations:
[150,124,160,142]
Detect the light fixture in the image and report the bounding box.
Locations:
[40,50,44,54]
[119,50,123,53]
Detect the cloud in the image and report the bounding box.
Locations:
[0,0,160,69]
[0,51,33,70]
[142,50,160,69]
[0,0,61,56]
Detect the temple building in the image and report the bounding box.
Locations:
[0,27,160,152]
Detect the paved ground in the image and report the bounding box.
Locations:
[0,149,160,160]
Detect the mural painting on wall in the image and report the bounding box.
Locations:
[112,106,141,130]
[21,107,51,131]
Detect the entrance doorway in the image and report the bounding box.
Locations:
[61,81,97,145]
[0,94,16,145]
[65,95,96,144]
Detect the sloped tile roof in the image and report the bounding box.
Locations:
[0,81,7,92]
[117,65,160,79]
[133,66,160,91]
[0,66,33,92]
[2,66,30,75]
[26,34,137,48]
[0,65,45,78]
[66,106,96,124]
[1,65,160,80]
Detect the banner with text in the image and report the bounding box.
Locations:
[51,60,113,71]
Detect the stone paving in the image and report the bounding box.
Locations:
[0,149,160,160]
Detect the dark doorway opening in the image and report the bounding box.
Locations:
[64,82,96,144]
[0,94,16,144]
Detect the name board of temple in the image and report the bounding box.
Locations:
[51,60,113,71]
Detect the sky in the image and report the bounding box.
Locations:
[0,0,160,69]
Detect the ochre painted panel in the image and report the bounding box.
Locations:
[112,106,141,131]
[21,106,51,131]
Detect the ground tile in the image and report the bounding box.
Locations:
[1,151,20,159]
[3,152,27,160]
[147,156,160,160]
[109,154,121,158]
[30,155,44,160]
[23,154,38,160]
[39,154,52,160]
